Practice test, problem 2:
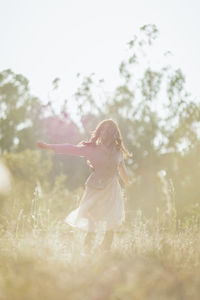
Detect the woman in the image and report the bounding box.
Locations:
[37,119,133,251]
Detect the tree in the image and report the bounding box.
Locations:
[2,25,200,219]
[0,69,42,153]
[73,25,200,217]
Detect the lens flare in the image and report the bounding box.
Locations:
[0,161,12,195]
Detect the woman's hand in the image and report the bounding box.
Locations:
[125,178,135,187]
[37,141,49,149]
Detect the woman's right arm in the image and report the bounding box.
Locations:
[37,141,92,157]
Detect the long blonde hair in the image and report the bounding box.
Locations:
[80,119,132,159]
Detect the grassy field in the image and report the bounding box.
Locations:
[0,162,199,299]
[1,191,200,300]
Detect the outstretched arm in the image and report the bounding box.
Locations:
[37,141,91,157]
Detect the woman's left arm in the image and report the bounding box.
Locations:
[118,160,134,186]
[37,141,91,157]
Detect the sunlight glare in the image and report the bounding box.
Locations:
[0,161,12,195]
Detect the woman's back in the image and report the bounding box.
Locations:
[85,144,123,189]
[89,144,122,173]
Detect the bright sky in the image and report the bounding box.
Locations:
[1,0,200,114]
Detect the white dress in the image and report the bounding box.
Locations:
[65,144,125,232]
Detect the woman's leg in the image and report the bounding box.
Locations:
[84,216,96,250]
[100,230,114,250]
[84,231,95,248]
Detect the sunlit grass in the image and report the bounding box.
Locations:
[1,186,200,300]
[0,172,199,300]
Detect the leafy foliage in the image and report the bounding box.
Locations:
[1,24,200,218]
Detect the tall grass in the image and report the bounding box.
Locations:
[0,175,200,300]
